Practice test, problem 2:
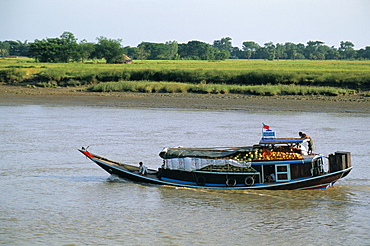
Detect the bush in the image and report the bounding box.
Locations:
[40,68,67,82]
[0,68,27,83]
[89,81,352,96]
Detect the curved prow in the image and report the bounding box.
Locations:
[78,148,142,172]
[79,149,95,159]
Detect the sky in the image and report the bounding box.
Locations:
[1,0,369,49]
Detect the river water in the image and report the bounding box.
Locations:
[1,102,369,245]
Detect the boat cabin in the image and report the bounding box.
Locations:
[160,139,324,185]
[252,138,321,183]
[157,128,351,187]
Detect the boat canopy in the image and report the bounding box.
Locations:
[259,138,309,145]
[159,147,254,159]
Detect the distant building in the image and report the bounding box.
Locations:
[115,54,132,64]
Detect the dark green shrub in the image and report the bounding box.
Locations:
[1,68,27,83]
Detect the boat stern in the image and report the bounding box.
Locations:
[328,151,351,173]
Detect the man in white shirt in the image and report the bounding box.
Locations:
[138,162,148,176]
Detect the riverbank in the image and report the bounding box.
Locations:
[0,85,369,113]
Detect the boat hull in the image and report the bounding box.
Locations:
[80,150,352,190]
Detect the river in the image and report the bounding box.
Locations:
[0,103,369,245]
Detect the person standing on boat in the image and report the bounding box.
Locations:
[299,132,314,154]
[138,162,148,176]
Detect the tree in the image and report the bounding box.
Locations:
[163,41,178,60]
[213,37,232,58]
[135,44,149,60]
[357,46,370,59]
[122,46,137,59]
[58,32,79,62]
[131,41,178,60]
[94,37,124,63]
[264,42,276,60]
[230,47,244,59]
[214,50,230,60]
[5,40,28,56]
[0,41,10,57]
[28,32,78,62]
[254,47,269,59]
[314,45,335,60]
[137,42,176,60]
[213,37,232,51]
[295,43,306,59]
[78,40,95,62]
[242,41,260,59]
[28,38,60,62]
[275,43,285,60]
[5,36,369,61]
[178,40,217,60]
[339,41,355,59]
[284,42,298,60]
[325,46,340,60]
[305,41,325,59]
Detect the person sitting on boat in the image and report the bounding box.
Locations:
[138,162,148,176]
[270,173,276,181]
[265,173,276,182]
[299,132,314,154]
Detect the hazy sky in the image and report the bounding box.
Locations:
[1,0,369,48]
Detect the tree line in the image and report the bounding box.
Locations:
[1,32,369,63]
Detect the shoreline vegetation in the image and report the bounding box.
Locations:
[89,81,352,96]
[0,58,369,113]
[1,59,369,91]
[1,84,369,114]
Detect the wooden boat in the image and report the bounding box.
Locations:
[79,128,352,190]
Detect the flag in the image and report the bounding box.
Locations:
[262,123,270,130]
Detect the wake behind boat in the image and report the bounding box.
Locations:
[79,126,352,190]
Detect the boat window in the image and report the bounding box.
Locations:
[277,166,287,172]
[313,157,325,174]
[275,164,291,182]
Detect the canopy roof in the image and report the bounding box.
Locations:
[159,147,254,159]
[259,138,309,145]
[160,137,309,159]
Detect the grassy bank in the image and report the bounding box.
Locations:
[1,59,369,94]
[89,81,351,96]
[1,84,369,114]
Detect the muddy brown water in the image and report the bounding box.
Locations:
[1,102,369,245]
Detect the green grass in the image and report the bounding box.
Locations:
[90,81,351,96]
[1,58,370,72]
[0,58,369,93]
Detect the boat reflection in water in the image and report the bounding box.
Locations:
[79,126,352,190]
